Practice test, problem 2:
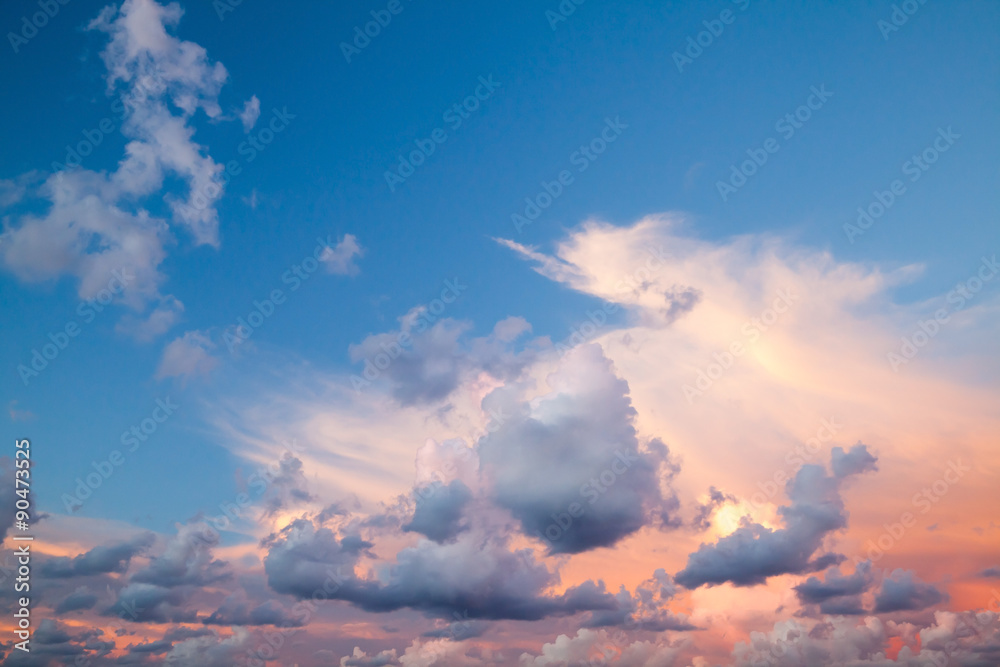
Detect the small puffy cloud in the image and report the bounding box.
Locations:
[519,628,685,666]
[239,95,261,132]
[340,647,400,666]
[873,569,948,613]
[320,234,365,275]
[156,329,219,380]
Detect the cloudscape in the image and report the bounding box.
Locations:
[1,0,999,665]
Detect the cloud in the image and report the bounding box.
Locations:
[239,95,261,132]
[519,628,685,666]
[54,588,99,614]
[156,329,219,380]
[4,618,113,666]
[161,628,254,667]
[130,522,230,588]
[584,569,695,632]
[263,517,620,621]
[675,444,877,588]
[40,533,154,578]
[202,595,305,628]
[873,569,948,613]
[115,295,184,341]
[320,234,365,275]
[340,647,400,666]
[349,313,537,406]
[0,0,233,317]
[402,479,472,543]
[478,344,679,554]
[794,561,873,615]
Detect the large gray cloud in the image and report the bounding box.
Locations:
[478,344,680,555]
[676,444,877,588]
[263,517,619,621]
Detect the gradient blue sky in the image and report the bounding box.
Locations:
[1,1,999,664]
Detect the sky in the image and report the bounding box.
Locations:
[0,0,998,665]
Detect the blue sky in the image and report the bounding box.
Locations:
[1,1,999,664]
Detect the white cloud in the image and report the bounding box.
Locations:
[156,329,218,381]
[239,94,261,132]
[1,0,234,316]
[116,295,185,341]
[320,234,365,275]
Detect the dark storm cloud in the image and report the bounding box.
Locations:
[675,445,877,589]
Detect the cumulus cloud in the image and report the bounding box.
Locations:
[156,329,218,380]
[263,517,619,621]
[320,233,365,275]
[519,628,685,666]
[478,344,680,554]
[0,0,233,318]
[349,312,538,406]
[676,444,877,588]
